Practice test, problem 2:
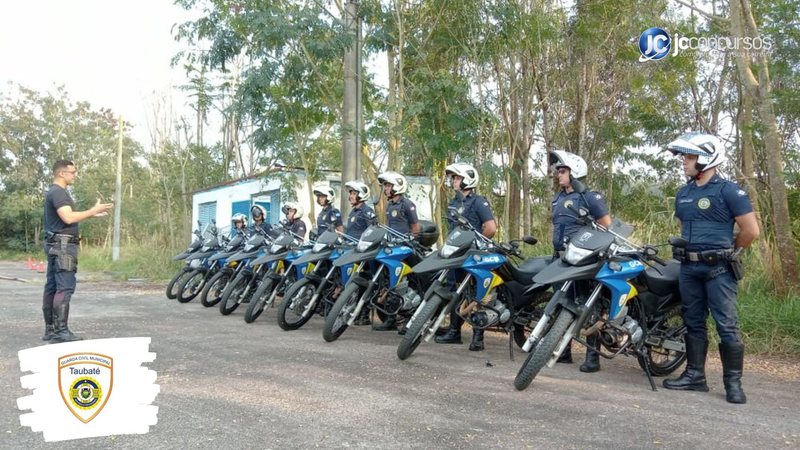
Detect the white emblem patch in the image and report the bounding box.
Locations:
[698,198,711,210]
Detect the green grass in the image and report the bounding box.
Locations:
[78,244,184,281]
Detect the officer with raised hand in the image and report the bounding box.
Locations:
[42,159,114,343]
[549,150,611,372]
[282,201,307,242]
[435,163,497,351]
[662,132,759,404]
[313,184,344,234]
[344,180,376,240]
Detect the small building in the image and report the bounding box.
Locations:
[190,168,435,236]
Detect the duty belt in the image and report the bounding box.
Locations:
[46,233,80,244]
[673,247,732,264]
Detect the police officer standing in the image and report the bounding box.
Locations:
[344,180,376,240]
[435,163,497,351]
[313,184,344,234]
[42,160,114,342]
[373,171,420,331]
[281,201,307,242]
[549,150,611,372]
[663,133,759,404]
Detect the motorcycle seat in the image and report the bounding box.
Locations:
[509,256,551,284]
[643,260,681,296]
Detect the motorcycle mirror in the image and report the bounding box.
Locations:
[669,236,689,248]
[644,245,658,257]
[369,195,381,206]
[522,236,538,245]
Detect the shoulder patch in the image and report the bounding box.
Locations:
[737,189,746,196]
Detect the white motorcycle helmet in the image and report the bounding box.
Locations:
[281,201,304,219]
[548,150,588,179]
[445,162,479,190]
[665,132,727,172]
[345,180,370,202]
[312,184,336,205]
[231,213,248,228]
[250,204,267,221]
[377,171,408,195]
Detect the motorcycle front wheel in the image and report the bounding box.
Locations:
[322,282,362,342]
[396,294,442,360]
[514,310,575,391]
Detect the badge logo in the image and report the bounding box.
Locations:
[698,198,711,209]
[391,210,398,217]
[564,200,574,210]
[350,217,355,222]
[395,267,402,277]
[483,278,491,289]
[58,353,113,423]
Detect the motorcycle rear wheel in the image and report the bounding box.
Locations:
[514,310,575,391]
[637,306,687,376]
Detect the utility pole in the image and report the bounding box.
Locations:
[341,0,361,216]
[112,115,123,261]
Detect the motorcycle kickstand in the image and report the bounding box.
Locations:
[638,348,658,391]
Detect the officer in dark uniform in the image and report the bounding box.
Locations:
[435,163,497,351]
[344,180,376,240]
[250,204,275,237]
[549,150,611,372]
[42,160,113,342]
[378,171,420,236]
[313,184,344,234]
[663,132,759,404]
[281,201,307,242]
[371,171,420,331]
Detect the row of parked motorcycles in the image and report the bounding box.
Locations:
[166,204,689,392]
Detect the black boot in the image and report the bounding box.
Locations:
[435,311,463,344]
[720,341,747,404]
[557,344,573,363]
[51,303,82,343]
[469,329,485,351]
[663,336,709,391]
[42,303,55,341]
[580,335,601,373]
[373,315,398,331]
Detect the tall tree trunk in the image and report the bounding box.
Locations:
[730,0,799,293]
[737,79,773,273]
[387,46,400,170]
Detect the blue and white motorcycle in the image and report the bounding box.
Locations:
[397,211,550,360]
[276,229,358,331]
[514,213,686,391]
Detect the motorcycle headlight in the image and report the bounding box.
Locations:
[439,243,461,258]
[270,244,285,254]
[563,243,594,265]
[356,239,376,252]
[313,242,328,253]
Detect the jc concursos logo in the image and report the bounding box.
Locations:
[639,27,671,61]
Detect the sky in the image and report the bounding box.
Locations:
[0,0,195,147]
